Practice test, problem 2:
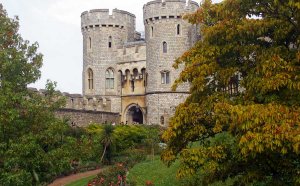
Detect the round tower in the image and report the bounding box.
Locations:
[81,9,136,112]
[81,9,136,96]
[143,0,199,125]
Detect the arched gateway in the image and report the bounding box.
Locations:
[126,104,144,124]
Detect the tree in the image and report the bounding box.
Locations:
[100,124,115,164]
[162,0,300,185]
[0,4,70,185]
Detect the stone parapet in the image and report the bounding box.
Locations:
[29,88,113,112]
[56,109,120,127]
[81,8,135,29]
[81,8,136,42]
[143,0,198,23]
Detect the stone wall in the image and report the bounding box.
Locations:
[28,88,120,127]
[146,92,189,125]
[56,109,120,127]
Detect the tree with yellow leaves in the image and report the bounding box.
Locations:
[162,0,300,185]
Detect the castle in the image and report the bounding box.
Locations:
[63,0,199,126]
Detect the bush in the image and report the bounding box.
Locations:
[88,163,127,186]
[113,125,148,152]
[113,148,147,168]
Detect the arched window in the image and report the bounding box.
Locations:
[105,68,114,89]
[133,68,138,79]
[222,75,239,95]
[89,37,92,49]
[87,68,93,90]
[160,116,165,125]
[177,24,181,35]
[163,41,167,53]
[125,69,130,80]
[161,71,170,84]
[108,36,112,48]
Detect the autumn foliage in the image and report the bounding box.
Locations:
[162,0,300,185]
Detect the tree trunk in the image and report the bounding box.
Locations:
[100,145,107,163]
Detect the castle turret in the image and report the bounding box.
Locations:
[143,0,199,125]
[81,9,136,113]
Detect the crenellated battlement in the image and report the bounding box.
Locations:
[28,88,112,112]
[81,8,136,32]
[78,0,200,125]
[143,0,198,24]
[145,0,198,6]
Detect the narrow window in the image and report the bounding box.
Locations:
[108,36,112,48]
[151,26,154,37]
[88,68,93,89]
[141,68,146,87]
[133,69,138,80]
[106,69,114,89]
[120,71,125,88]
[89,37,92,49]
[228,75,239,95]
[166,71,170,84]
[163,42,167,53]
[131,80,135,92]
[161,71,170,84]
[161,73,165,84]
[177,24,181,35]
[160,116,165,125]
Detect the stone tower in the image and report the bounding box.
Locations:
[143,0,199,125]
[81,9,136,112]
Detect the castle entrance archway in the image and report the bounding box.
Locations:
[126,105,143,124]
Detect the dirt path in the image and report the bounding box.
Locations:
[48,168,102,186]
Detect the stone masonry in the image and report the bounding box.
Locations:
[56,109,119,127]
[79,0,199,126]
[28,88,120,127]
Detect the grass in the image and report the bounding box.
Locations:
[65,175,96,186]
[128,156,181,186]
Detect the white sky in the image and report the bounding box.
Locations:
[2,0,222,94]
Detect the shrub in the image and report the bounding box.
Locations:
[113,125,148,152]
[88,163,127,186]
[113,148,147,168]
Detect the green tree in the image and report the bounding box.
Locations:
[0,4,71,185]
[162,0,300,185]
[100,124,115,164]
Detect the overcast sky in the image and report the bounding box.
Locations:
[2,0,222,94]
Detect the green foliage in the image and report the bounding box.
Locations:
[86,124,103,135]
[162,0,300,185]
[0,5,104,185]
[113,125,148,151]
[113,148,147,168]
[85,125,162,186]
[100,124,115,164]
[89,163,127,186]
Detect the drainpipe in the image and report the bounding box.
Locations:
[120,72,123,123]
[158,93,160,125]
